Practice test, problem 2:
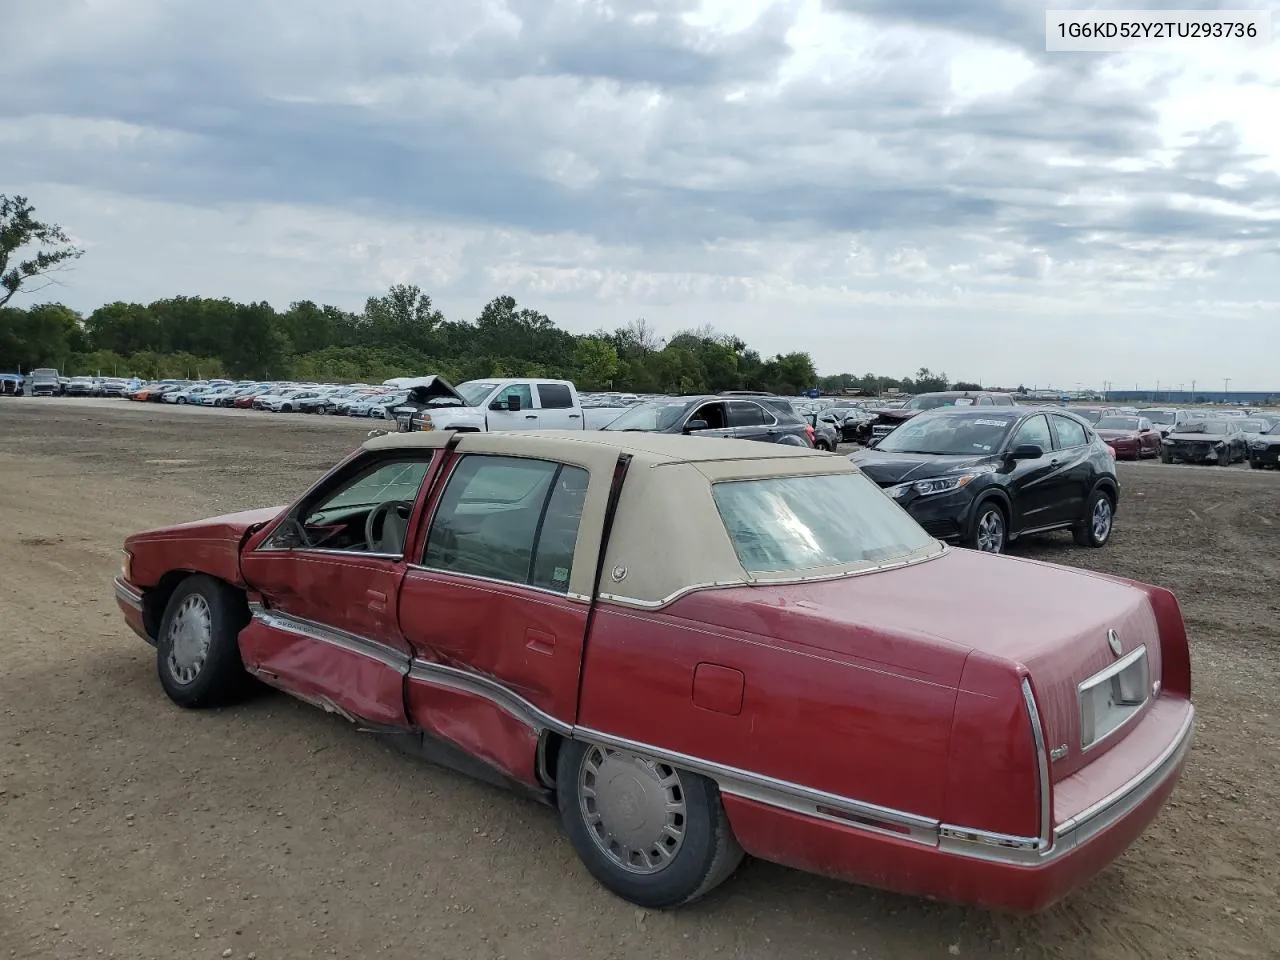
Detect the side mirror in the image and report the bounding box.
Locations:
[507,394,522,411]
[1009,443,1043,460]
[866,437,880,449]
[684,418,710,433]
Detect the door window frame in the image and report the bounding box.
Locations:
[254,450,438,560]
[1048,414,1088,450]
[685,401,729,431]
[727,400,777,428]
[413,453,590,598]
[1008,413,1056,453]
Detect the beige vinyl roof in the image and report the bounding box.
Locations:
[362,429,942,606]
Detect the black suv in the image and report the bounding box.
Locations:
[859,391,1017,444]
[601,395,814,446]
[850,406,1119,553]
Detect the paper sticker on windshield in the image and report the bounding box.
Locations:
[953,398,973,405]
[973,419,1009,427]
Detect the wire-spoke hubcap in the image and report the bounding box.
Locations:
[1092,498,1113,542]
[579,746,687,875]
[975,509,1004,553]
[166,594,212,685]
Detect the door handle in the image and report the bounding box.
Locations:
[524,414,537,419]
[568,414,581,419]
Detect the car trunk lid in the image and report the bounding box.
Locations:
[687,548,1163,782]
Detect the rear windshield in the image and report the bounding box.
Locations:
[711,473,936,573]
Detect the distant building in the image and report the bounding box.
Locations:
[1101,390,1278,405]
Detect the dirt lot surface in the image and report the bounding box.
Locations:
[1,398,1277,960]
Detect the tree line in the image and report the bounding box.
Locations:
[0,194,984,396]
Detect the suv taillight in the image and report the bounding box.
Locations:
[804,425,815,445]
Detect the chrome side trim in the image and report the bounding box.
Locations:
[254,547,404,560]
[408,659,572,736]
[248,603,410,673]
[596,547,947,610]
[404,565,590,605]
[113,577,144,610]
[1054,705,1195,853]
[238,607,1192,867]
[572,726,940,846]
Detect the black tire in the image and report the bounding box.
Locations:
[1217,448,1230,467]
[1249,459,1262,469]
[156,574,252,708]
[964,499,1007,554]
[1073,487,1115,547]
[815,439,831,451]
[556,740,744,909]
[1160,449,1173,464]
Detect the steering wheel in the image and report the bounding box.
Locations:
[364,500,414,553]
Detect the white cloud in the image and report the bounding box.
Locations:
[1,0,1278,387]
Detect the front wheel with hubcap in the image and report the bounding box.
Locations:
[557,740,744,909]
[1073,489,1114,547]
[156,574,252,708]
[966,501,1006,554]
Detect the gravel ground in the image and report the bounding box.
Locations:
[0,397,1277,960]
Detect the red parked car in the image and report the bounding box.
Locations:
[1094,415,1161,459]
[113,431,1194,911]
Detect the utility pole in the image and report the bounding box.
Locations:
[1224,378,1231,399]
[1190,379,1195,401]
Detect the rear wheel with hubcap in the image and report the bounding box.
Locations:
[557,740,744,909]
[156,575,252,708]
[1073,489,1114,547]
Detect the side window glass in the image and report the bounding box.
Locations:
[993,396,1012,406]
[1052,415,1087,448]
[689,403,728,430]
[728,401,767,427]
[536,383,573,409]
[530,466,589,592]
[273,456,432,554]
[494,383,533,410]
[977,396,992,406]
[421,456,559,585]
[1010,415,1053,452]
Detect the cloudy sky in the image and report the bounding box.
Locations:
[3,0,1278,387]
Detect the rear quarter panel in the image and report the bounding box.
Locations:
[576,599,961,819]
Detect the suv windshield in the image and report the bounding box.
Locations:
[711,472,937,573]
[601,400,692,432]
[902,395,970,411]
[874,411,1017,455]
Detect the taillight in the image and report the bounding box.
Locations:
[1107,445,1117,458]
[804,425,815,445]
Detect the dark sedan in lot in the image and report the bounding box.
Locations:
[849,407,1119,554]
[601,395,814,446]
[1160,419,1246,465]
[1247,422,1280,469]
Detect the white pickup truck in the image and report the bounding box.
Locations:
[390,376,624,433]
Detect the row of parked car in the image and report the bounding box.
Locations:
[1066,405,1280,468]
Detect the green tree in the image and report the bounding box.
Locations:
[573,337,620,389]
[0,195,84,307]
